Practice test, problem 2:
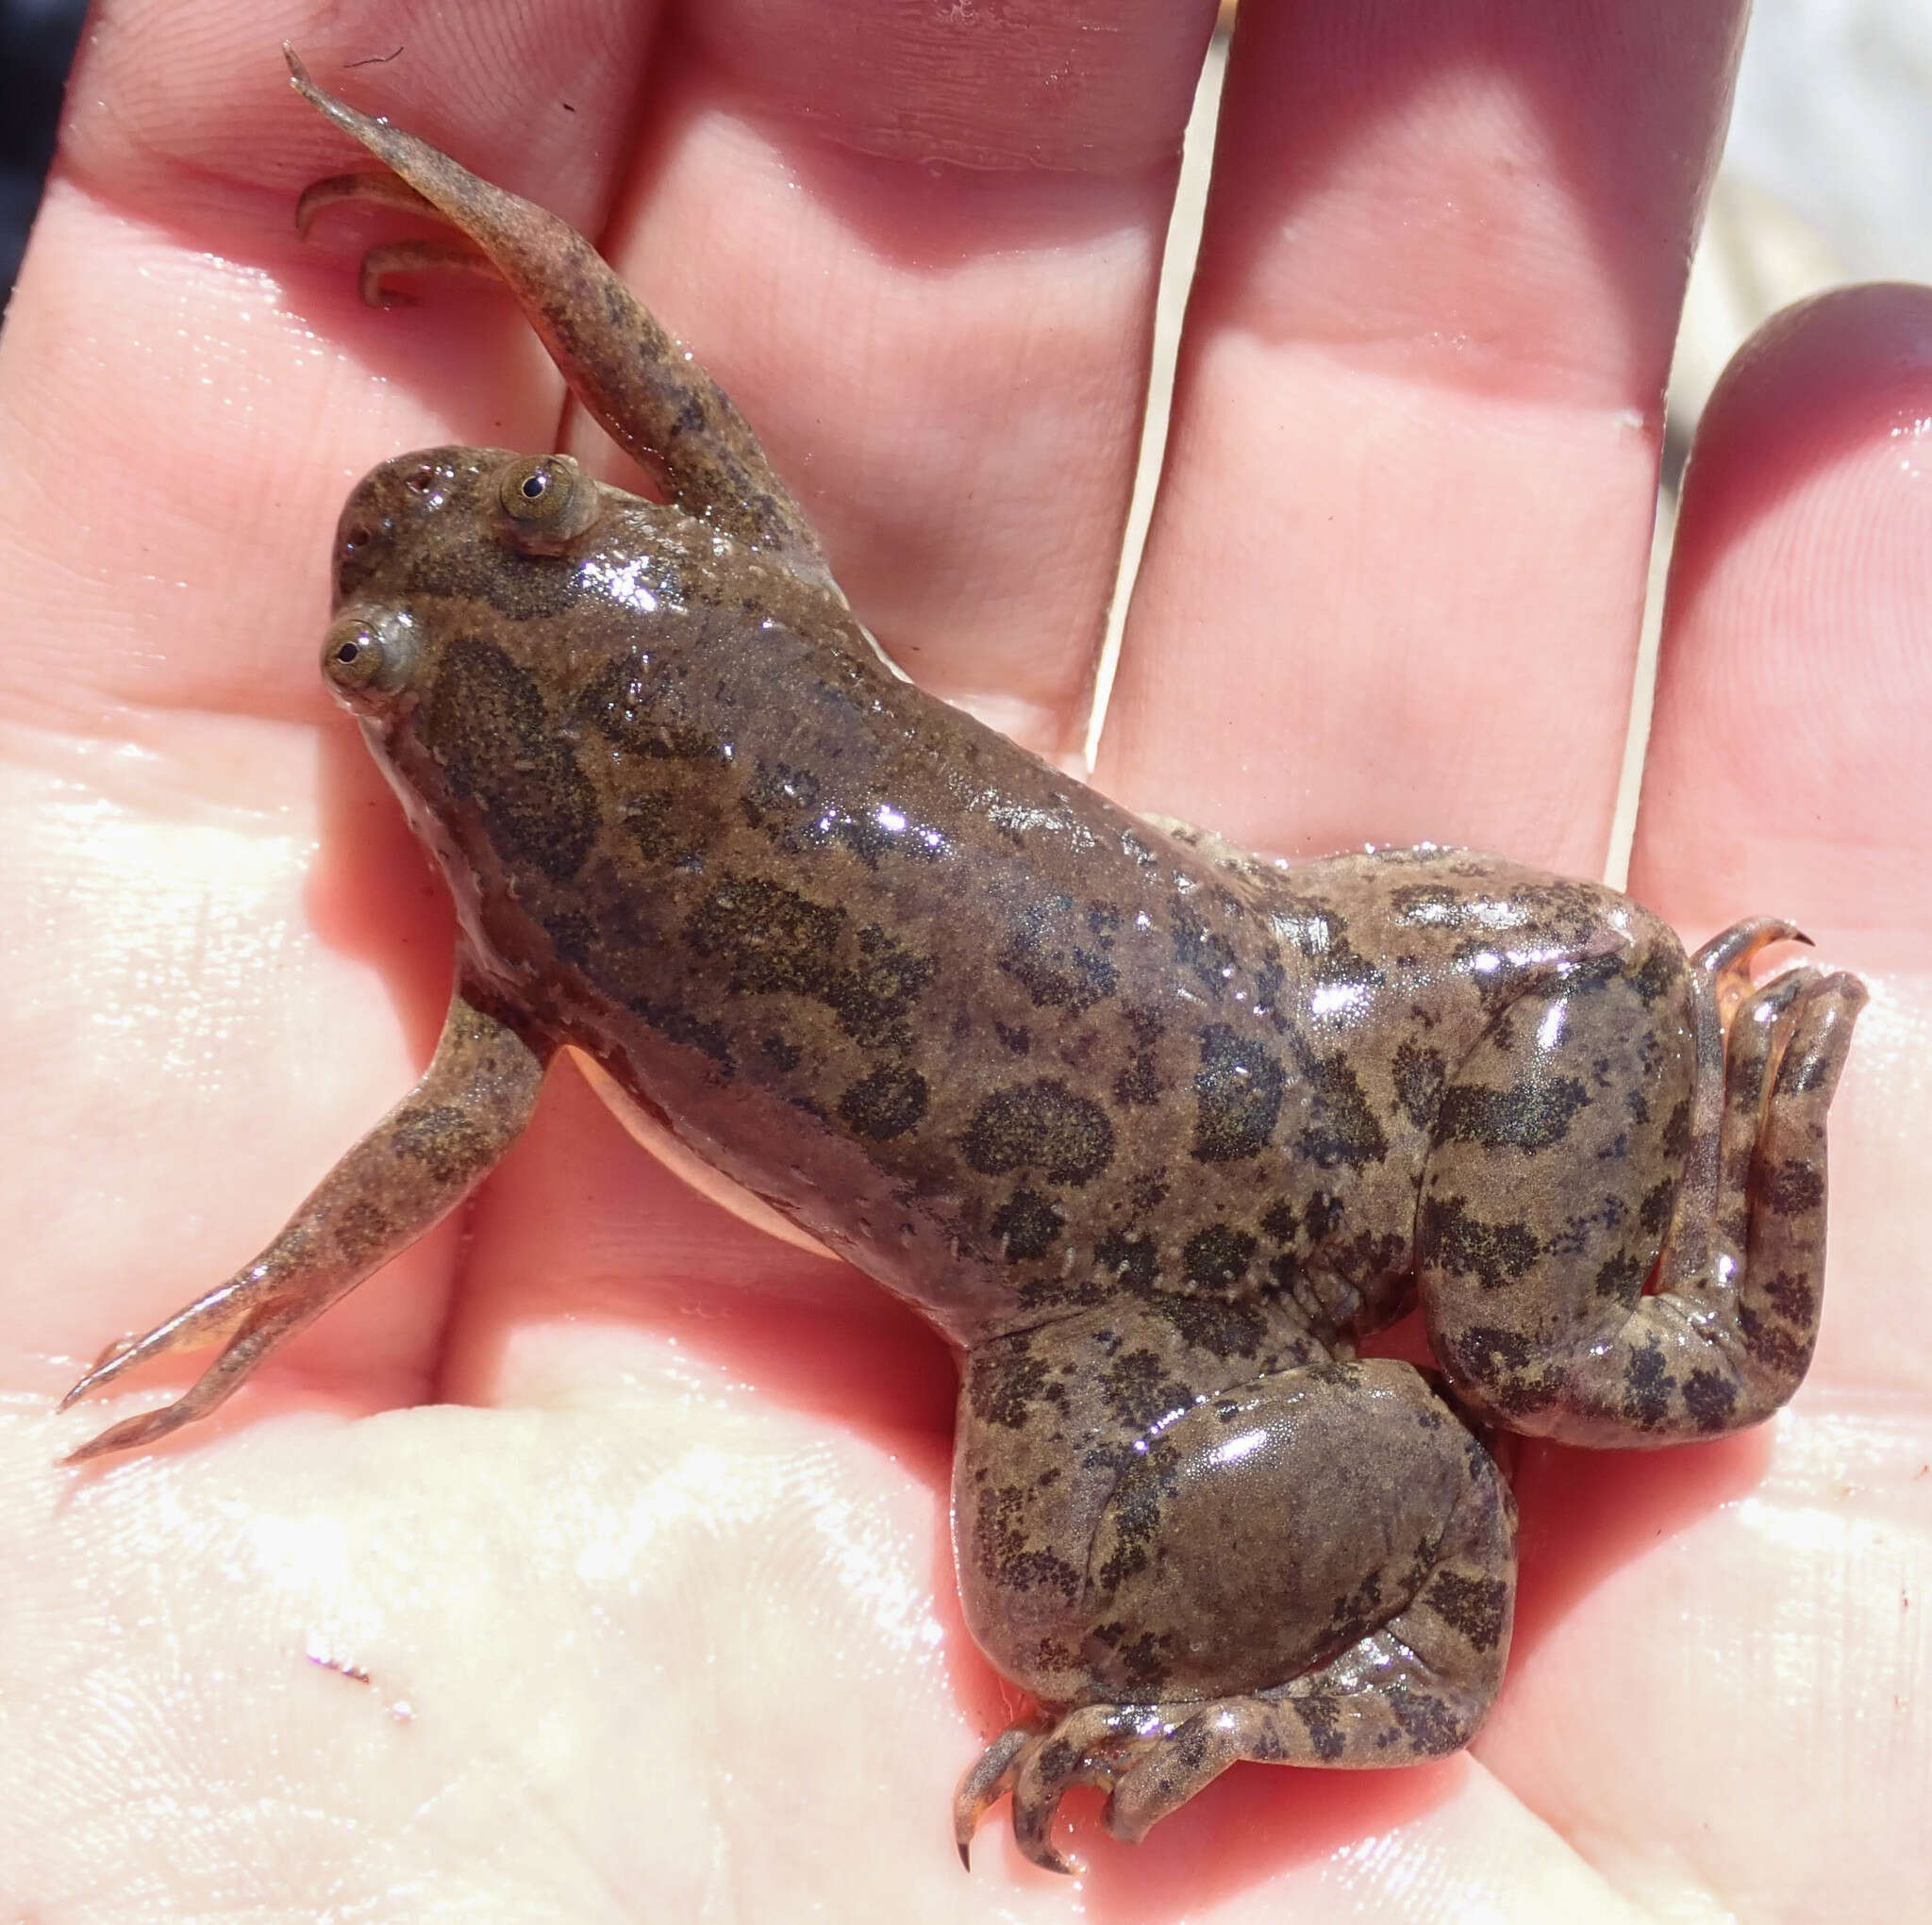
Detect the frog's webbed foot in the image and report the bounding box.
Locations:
[958,1621,1505,1875]
[955,1705,1162,1874]
[282,45,838,593]
[61,991,545,1464]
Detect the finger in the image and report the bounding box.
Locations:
[1099,0,1748,874]
[1628,285,1932,1399]
[1631,284,1932,949]
[586,0,1222,757]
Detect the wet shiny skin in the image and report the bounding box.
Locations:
[61,53,1867,1875]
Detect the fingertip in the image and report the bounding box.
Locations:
[1634,283,1932,947]
[1669,283,1932,606]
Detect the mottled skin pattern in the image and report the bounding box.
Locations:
[61,53,1868,1876]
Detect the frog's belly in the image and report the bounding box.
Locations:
[569,1047,840,1260]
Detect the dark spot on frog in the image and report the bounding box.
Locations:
[1324,1571,1386,1649]
[1304,1192,1345,1242]
[1191,1025,1286,1163]
[1101,1350,1195,1432]
[974,1485,1082,1599]
[1086,1624,1173,1689]
[1096,1232,1159,1288]
[1158,1293,1268,1359]
[760,1034,802,1071]
[1254,958,1290,1032]
[1761,1270,1815,1323]
[1260,1200,1298,1244]
[1389,1684,1466,1755]
[991,1188,1064,1261]
[1290,1038,1389,1170]
[1446,1324,1536,1390]
[993,1021,1031,1056]
[1592,1250,1647,1303]
[1422,1195,1540,1289]
[1682,1368,1738,1432]
[1630,941,1677,1006]
[838,1063,928,1140]
[684,874,933,1042]
[1763,1159,1825,1216]
[1172,911,1239,998]
[1739,1306,1808,1374]
[962,1081,1115,1186]
[1292,1695,1347,1762]
[1437,1073,1590,1151]
[1623,1340,1673,1427]
[390,1103,492,1185]
[1000,894,1119,1015]
[1392,1040,1447,1131]
[421,635,598,882]
[1182,1225,1257,1291]
[1129,1174,1169,1213]
[622,790,687,864]
[1425,1569,1508,1651]
[1637,1175,1677,1236]
[969,1349,1066,1431]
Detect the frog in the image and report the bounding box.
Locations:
[59,49,1867,1877]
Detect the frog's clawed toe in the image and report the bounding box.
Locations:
[957,1703,1200,1874]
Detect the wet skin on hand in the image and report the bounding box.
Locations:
[61,49,1868,1876]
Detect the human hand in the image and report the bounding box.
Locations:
[2,1,1924,1917]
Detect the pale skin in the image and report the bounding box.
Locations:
[1,1,1927,1919]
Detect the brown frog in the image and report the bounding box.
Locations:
[61,50,1867,1876]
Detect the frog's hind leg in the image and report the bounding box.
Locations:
[953,1320,1515,1872]
[282,47,837,592]
[1419,919,1865,1447]
[59,991,545,1463]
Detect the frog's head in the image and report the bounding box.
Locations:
[318,444,624,720]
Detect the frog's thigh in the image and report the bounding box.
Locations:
[956,1328,1515,1866]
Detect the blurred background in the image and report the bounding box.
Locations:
[0,0,84,298]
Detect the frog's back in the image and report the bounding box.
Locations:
[380,490,1676,1347]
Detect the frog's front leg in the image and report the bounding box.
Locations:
[1419,917,1865,1445]
[282,47,837,593]
[60,989,546,1463]
[952,1304,1516,1872]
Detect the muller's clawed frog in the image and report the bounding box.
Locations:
[62,51,1867,1874]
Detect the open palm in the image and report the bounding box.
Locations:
[3,1,1925,1917]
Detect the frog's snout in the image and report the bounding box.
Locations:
[330,445,507,611]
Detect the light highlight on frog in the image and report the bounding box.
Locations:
[61,49,1867,1877]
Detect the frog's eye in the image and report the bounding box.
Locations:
[496,453,598,550]
[321,610,416,701]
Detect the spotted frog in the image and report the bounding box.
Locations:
[63,51,1867,1875]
